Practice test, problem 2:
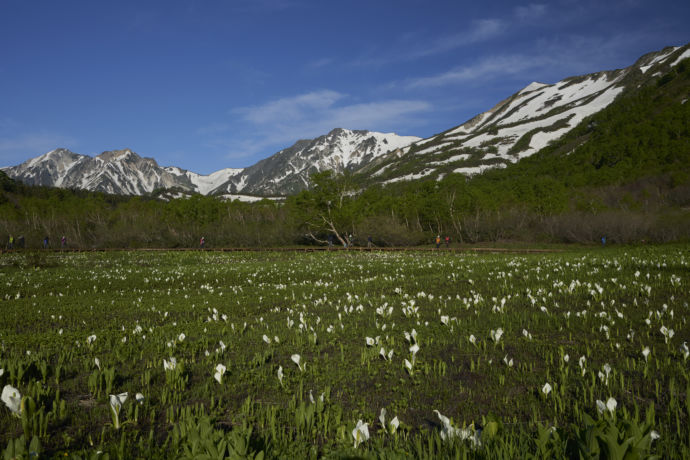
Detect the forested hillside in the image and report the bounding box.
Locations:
[1,59,689,248]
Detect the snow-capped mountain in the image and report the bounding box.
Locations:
[359,44,690,184]
[3,148,200,195]
[3,149,169,194]
[209,128,420,196]
[2,129,419,196]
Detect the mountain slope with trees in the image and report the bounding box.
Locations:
[290,54,690,245]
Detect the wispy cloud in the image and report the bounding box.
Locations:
[350,17,507,68]
[200,90,431,162]
[307,57,335,69]
[514,4,547,21]
[235,90,345,124]
[401,26,665,91]
[404,54,554,89]
[407,18,506,59]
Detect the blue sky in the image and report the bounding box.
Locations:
[1,0,688,174]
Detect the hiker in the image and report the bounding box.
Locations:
[367,235,373,249]
[435,235,441,249]
[327,234,334,248]
[445,236,450,248]
[601,236,606,246]
[43,236,50,249]
[61,236,67,248]
[200,236,206,249]
[8,235,13,249]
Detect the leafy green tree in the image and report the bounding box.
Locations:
[288,171,359,246]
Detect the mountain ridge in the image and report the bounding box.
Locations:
[3,129,419,197]
[3,44,689,197]
[355,44,689,185]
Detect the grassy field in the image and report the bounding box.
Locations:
[0,247,688,458]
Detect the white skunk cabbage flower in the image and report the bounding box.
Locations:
[542,383,552,396]
[409,343,420,356]
[404,359,413,373]
[379,408,400,434]
[606,397,617,413]
[1,385,22,416]
[109,392,128,429]
[352,420,370,448]
[214,364,226,384]
[163,357,177,371]
[291,354,304,372]
[596,397,617,415]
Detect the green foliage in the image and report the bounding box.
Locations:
[567,409,660,460]
[3,435,41,460]
[172,412,264,460]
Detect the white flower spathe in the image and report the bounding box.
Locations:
[352,420,370,448]
[163,357,177,371]
[291,354,304,372]
[404,359,413,373]
[1,385,22,416]
[596,399,606,414]
[214,364,226,384]
[434,410,480,447]
[490,328,504,343]
[389,416,400,433]
[542,383,552,396]
[109,392,128,429]
[642,346,650,362]
[606,397,617,413]
[596,397,617,415]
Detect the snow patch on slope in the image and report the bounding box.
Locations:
[671,48,690,67]
[185,168,244,195]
